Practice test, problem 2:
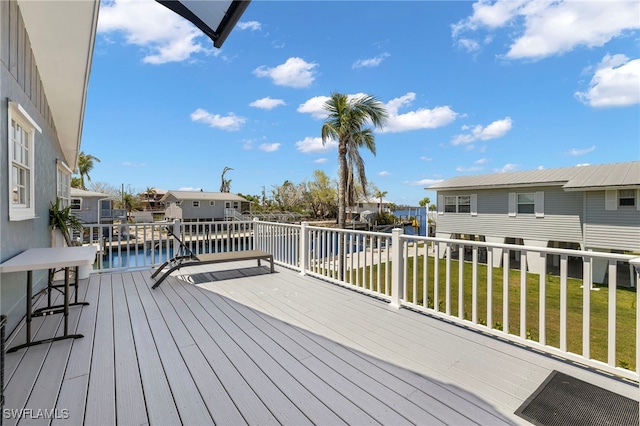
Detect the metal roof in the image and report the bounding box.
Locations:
[428,162,640,191]
[70,187,110,198]
[161,191,248,202]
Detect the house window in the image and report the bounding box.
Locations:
[619,189,636,207]
[444,195,471,213]
[517,193,535,214]
[57,160,72,208]
[70,198,82,211]
[210,201,215,206]
[8,102,41,221]
[193,201,200,208]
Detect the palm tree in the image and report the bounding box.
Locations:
[321,92,387,229]
[375,189,388,214]
[77,152,100,189]
[220,166,233,193]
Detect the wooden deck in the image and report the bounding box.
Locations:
[3,262,638,425]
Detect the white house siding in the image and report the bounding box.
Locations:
[585,191,640,251]
[0,1,66,331]
[436,187,584,244]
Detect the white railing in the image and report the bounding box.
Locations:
[83,220,255,273]
[85,219,640,381]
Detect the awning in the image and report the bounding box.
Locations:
[156,0,251,48]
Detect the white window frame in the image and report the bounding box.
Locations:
[57,160,72,208]
[618,189,636,207]
[70,198,82,211]
[210,201,215,206]
[443,194,473,214]
[8,102,41,221]
[193,201,200,208]
[517,192,535,214]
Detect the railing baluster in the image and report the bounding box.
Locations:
[487,248,493,328]
[560,254,568,352]
[434,244,439,312]
[423,241,428,309]
[413,241,418,304]
[520,250,527,339]
[539,252,546,345]
[445,245,451,315]
[503,250,510,334]
[458,244,464,319]
[583,256,591,359]
[472,246,478,324]
[608,259,617,367]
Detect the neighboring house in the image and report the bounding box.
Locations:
[161,191,250,222]
[138,187,167,212]
[0,0,100,331]
[429,162,640,283]
[347,197,393,217]
[70,187,111,224]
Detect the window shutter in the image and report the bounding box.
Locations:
[470,194,478,216]
[508,192,516,217]
[438,194,444,215]
[535,191,544,218]
[605,190,617,211]
[637,190,640,211]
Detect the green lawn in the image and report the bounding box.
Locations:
[333,255,637,370]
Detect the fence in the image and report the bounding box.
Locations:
[84,219,640,381]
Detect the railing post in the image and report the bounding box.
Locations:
[630,257,640,409]
[299,222,308,275]
[253,218,259,251]
[172,219,181,257]
[390,228,403,309]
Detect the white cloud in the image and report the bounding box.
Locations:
[253,57,318,88]
[452,0,640,60]
[451,117,513,145]
[456,166,483,172]
[352,52,390,69]
[378,171,391,176]
[457,38,481,53]
[250,97,286,110]
[381,93,458,133]
[237,21,261,31]
[576,163,591,167]
[297,96,330,119]
[178,187,202,192]
[407,178,444,186]
[98,0,213,64]
[295,137,337,153]
[568,145,596,156]
[121,161,147,167]
[259,143,281,152]
[314,158,328,164]
[575,55,640,108]
[420,156,433,162]
[496,163,519,173]
[190,108,246,131]
[475,158,490,164]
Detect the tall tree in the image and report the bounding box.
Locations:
[144,187,157,210]
[77,152,100,189]
[321,92,387,228]
[220,166,233,192]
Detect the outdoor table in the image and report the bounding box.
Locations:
[0,246,97,353]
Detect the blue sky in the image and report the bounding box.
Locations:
[82,0,640,205]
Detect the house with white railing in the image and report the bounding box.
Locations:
[429,162,640,284]
[161,190,250,222]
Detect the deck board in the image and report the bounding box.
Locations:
[4,263,638,425]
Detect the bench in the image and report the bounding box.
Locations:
[151,249,274,289]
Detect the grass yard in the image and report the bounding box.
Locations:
[337,254,637,370]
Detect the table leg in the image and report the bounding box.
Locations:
[26,270,32,344]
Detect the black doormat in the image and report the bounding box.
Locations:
[515,370,638,426]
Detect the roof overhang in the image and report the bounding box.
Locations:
[156,0,251,48]
[18,0,100,171]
